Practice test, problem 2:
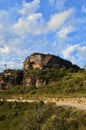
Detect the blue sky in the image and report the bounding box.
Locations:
[0,0,86,71]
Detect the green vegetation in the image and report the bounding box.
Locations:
[0,68,86,98]
[0,68,86,130]
[0,101,86,130]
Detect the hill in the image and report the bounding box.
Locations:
[0,53,86,130]
[0,53,80,89]
[0,53,86,98]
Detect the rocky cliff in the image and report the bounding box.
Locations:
[23,53,80,88]
[23,53,80,70]
[0,53,80,89]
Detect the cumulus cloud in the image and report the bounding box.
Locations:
[47,9,74,31]
[11,0,43,35]
[12,2,74,36]
[19,0,40,15]
[12,13,44,35]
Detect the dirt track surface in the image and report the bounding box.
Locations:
[0,97,86,111]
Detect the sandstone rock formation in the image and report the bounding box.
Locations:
[23,53,79,70]
[24,77,47,88]
[0,53,80,90]
[23,53,80,88]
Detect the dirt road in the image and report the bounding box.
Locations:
[0,97,86,111]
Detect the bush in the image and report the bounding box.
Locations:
[0,101,86,130]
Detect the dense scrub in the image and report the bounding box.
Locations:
[0,101,86,130]
[0,68,86,98]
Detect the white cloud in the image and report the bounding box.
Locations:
[62,44,86,66]
[19,0,40,15]
[62,44,79,58]
[0,60,23,71]
[10,0,75,36]
[0,0,45,57]
[0,0,45,71]
[19,2,75,35]
[78,46,86,59]
[57,26,75,38]
[47,9,74,31]
[0,46,10,55]
[13,8,74,36]
[12,13,44,35]
[0,0,85,70]
[9,0,45,36]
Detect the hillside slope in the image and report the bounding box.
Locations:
[0,53,86,98]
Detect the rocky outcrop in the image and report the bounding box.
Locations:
[0,70,24,90]
[23,53,50,70]
[24,78,36,87]
[24,77,47,88]
[3,70,23,85]
[36,79,47,88]
[23,53,80,71]
[0,53,80,90]
[23,70,48,88]
[22,53,80,88]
